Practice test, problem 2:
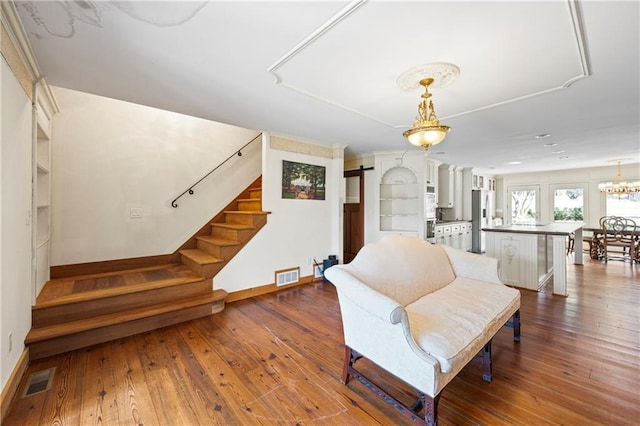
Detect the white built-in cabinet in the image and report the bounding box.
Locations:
[370,152,425,240]
[437,164,455,208]
[435,221,472,251]
[380,165,419,233]
[471,172,496,191]
[425,159,439,187]
[33,80,58,298]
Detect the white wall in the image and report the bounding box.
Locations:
[214,134,343,292]
[51,87,261,264]
[499,164,640,227]
[1,58,33,389]
[51,87,343,294]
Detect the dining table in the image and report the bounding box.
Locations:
[583,226,639,262]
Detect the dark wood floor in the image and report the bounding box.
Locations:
[5,257,640,425]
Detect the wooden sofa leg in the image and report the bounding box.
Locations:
[513,310,521,342]
[342,346,353,384]
[482,341,492,383]
[423,393,440,426]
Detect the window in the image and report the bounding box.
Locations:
[606,193,640,220]
[553,188,584,222]
[509,186,539,224]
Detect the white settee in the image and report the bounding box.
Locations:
[324,235,520,426]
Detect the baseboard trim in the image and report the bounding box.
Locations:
[1,348,29,422]
[226,274,321,303]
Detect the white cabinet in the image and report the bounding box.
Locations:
[32,80,58,298]
[460,222,472,251]
[450,224,462,249]
[485,232,551,290]
[472,174,496,191]
[435,221,471,250]
[437,164,455,208]
[488,178,496,191]
[425,159,439,187]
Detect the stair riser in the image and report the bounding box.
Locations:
[248,189,261,199]
[210,226,255,241]
[196,240,239,259]
[237,200,262,211]
[28,301,224,360]
[224,213,264,226]
[32,279,212,327]
[181,254,224,279]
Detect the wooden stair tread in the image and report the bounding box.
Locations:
[26,290,227,343]
[179,249,224,264]
[34,266,204,309]
[223,210,269,215]
[195,236,241,246]
[210,223,255,230]
[43,263,185,284]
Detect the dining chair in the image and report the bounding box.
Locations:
[600,216,638,263]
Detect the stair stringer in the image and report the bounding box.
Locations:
[177,176,269,280]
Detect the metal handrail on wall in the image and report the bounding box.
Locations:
[171,133,262,208]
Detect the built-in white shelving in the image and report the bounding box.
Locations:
[379,167,420,232]
[33,80,58,299]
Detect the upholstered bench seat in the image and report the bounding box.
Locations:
[407,277,520,374]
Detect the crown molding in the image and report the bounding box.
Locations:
[1,1,40,81]
[270,135,336,159]
[1,1,59,111]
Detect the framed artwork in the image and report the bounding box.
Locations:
[282,160,326,200]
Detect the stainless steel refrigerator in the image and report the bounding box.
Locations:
[471,189,490,253]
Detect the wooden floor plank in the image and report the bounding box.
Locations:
[4,258,640,425]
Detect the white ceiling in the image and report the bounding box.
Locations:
[14,0,640,175]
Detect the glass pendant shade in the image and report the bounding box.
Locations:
[405,125,450,147]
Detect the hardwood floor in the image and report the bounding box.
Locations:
[5,258,639,425]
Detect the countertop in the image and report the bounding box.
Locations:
[435,220,471,225]
[482,222,584,236]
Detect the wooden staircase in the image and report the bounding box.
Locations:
[26,178,268,360]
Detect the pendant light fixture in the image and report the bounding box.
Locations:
[402,77,450,149]
[598,160,640,193]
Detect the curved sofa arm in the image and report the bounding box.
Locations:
[325,266,440,375]
[324,266,404,324]
[441,245,502,284]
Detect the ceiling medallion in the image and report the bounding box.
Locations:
[397,62,460,91]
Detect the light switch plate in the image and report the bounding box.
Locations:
[130,207,143,218]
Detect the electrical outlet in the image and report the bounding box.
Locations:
[8,332,12,353]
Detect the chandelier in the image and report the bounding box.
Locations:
[402,77,450,149]
[598,161,640,193]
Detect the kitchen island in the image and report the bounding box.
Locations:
[482,223,583,296]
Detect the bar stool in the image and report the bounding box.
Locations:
[567,233,575,254]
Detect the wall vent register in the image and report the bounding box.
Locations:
[276,267,300,286]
